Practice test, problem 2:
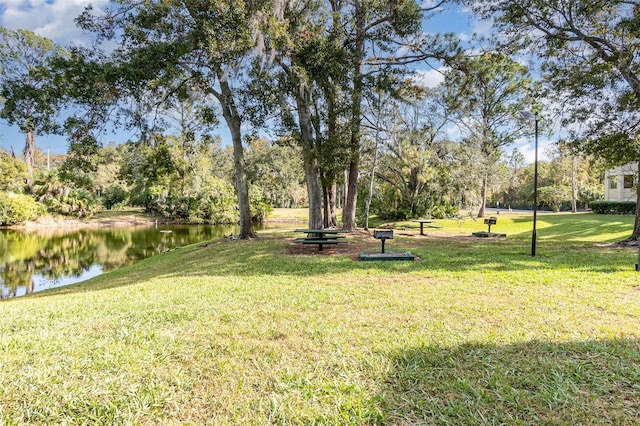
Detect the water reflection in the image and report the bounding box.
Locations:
[0,224,240,298]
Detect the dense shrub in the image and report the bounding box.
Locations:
[140,178,236,224]
[428,203,460,219]
[102,185,129,210]
[249,186,272,223]
[0,192,44,226]
[375,208,411,221]
[537,185,571,213]
[0,153,28,192]
[42,188,101,218]
[578,186,604,208]
[372,202,459,221]
[590,201,636,215]
[129,175,272,225]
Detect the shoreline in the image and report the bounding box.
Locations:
[7,212,159,231]
[6,210,305,231]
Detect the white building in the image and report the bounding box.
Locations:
[605,163,637,202]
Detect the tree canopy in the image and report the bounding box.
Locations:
[0,28,65,187]
[1,1,623,237]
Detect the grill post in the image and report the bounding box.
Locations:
[373,230,394,254]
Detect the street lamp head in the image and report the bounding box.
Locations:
[519,110,536,120]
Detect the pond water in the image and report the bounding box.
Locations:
[0,223,285,299]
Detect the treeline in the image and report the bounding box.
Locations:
[2,0,633,235]
[0,125,603,228]
[0,138,301,226]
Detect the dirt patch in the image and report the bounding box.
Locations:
[286,239,368,257]
[285,234,378,260]
[284,231,426,261]
[595,240,639,250]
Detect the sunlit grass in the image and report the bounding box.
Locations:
[1,212,639,424]
[269,208,311,222]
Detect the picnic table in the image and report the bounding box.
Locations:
[293,229,347,251]
[411,219,442,235]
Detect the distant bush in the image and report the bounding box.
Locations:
[102,185,129,210]
[428,203,460,219]
[249,186,273,223]
[538,185,572,213]
[377,208,411,221]
[0,192,44,226]
[590,201,636,215]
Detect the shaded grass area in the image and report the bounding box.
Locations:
[1,213,639,424]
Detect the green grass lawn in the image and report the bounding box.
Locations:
[268,208,311,222]
[1,213,639,424]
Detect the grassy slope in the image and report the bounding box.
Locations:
[1,213,639,425]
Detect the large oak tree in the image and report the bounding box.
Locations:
[77,0,263,238]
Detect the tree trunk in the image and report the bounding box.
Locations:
[571,155,577,213]
[24,130,35,191]
[343,170,348,209]
[343,161,359,230]
[303,150,323,230]
[477,172,488,218]
[216,77,256,239]
[321,82,340,229]
[323,183,338,228]
[632,163,640,241]
[364,140,379,231]
[329,182,338,227]
[295,84,323,230]
[323,186,329,228]
[342,0,365,232]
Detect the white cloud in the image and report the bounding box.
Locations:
[472,19,494,38]
[395,45,410,58]
[1,0,108,46]
[445,124,461,140]
[456,18,494,43]
[412,68,446,88]
[511,137,552,164]
[458,32,472,42]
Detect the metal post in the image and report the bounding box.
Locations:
[532,115,538,257]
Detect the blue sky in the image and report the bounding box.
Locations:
[0,0,548,162]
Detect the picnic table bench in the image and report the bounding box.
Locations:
[293,229,347,251]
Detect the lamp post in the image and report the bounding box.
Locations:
[520,110,538,257]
